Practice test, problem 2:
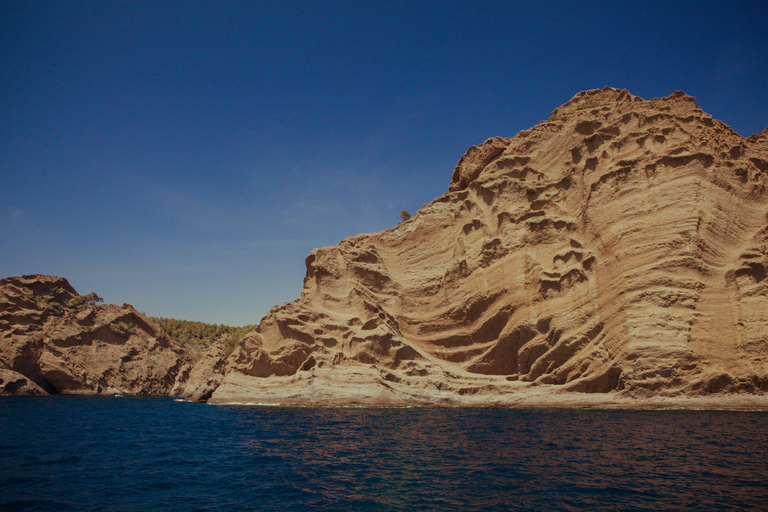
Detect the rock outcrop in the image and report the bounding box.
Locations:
[170,337,233,402]
[207,87,768,406]
[0,275,190,395]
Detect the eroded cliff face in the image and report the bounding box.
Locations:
[208,87,768,405]
[0,275,190,395]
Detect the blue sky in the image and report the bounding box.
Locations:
[2,1,767,326]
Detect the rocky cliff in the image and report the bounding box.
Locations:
[206,87,768,406]
[0,275,190,395]
[4,88,767,407]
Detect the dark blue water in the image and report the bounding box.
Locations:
[1,397,767,511]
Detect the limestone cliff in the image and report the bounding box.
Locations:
[208,87,768,406]
[0,275,190,395]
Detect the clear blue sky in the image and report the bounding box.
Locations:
[2,1,767,325]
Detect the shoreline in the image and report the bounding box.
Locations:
[202,368,768,411]
[4,392,768,411]
[209,397,768,411]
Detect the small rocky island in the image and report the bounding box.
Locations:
[3,87,768,408]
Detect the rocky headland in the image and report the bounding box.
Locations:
[0,274,189,395]
[3,87,768,408]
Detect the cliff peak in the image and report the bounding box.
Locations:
[449,87,723,192]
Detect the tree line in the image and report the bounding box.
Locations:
[149,316,256,356]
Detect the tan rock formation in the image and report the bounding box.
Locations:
[208,87,768,406]
[170,337,232,402]
[0,275,190,395]
[0,369,46,395]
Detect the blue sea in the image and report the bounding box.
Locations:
[1,396,767,511]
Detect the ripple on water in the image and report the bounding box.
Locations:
[1,398,768,511]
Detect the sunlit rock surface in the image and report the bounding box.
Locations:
[0,275,189,395]
[209,87,768,406]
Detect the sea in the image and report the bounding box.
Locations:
[1,396,767,511]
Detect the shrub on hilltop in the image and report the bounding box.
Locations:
[149,317,255,359]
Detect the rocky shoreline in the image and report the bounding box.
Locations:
[3,88,768,409]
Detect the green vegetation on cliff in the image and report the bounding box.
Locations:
[149,317,255,359]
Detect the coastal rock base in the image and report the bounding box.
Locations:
[209,366,768,410]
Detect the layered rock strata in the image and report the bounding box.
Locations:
[170,337,232,402]
[209,87,768,405]
[0,275,189,395]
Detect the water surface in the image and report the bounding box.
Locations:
[1,396,767,511]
